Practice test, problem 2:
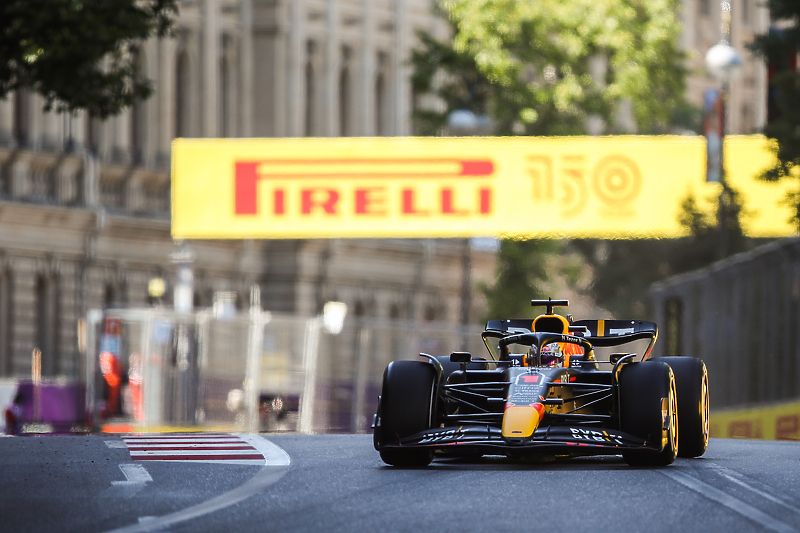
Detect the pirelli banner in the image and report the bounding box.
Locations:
[171,135,794,239]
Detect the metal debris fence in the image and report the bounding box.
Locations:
[650,236,800,411]
[86,307,486,433]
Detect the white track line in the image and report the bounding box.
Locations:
[120,433,270,465]
[710,465,800,518]
[102,436,290,533]
[111,464,153,486]
[661,469,798,533]
[122,438,241,444]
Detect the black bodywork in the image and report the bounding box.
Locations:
[373,317,666,458]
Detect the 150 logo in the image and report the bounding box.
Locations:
[526,154,642,219]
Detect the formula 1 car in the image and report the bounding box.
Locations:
[373,299,709,467]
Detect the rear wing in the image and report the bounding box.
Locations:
[484,318,659,359]
[571,319,658,360]
[484,319,536,334]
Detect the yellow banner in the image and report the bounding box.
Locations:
[171,135,795,239]
[710,401,800,441]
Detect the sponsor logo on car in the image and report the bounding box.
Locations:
[569,427,624,445]
[419,427,465,444]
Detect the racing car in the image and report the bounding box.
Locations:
[373,298,709,467]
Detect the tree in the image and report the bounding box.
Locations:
[572,186,758,318]
[479,239,562,320]
[412,0,691,136]
[414,0,697,320]
[748,5,800,229]
[411,28,493,136]
[0,0,177,119]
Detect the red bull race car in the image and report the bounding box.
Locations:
[373,299,709,467]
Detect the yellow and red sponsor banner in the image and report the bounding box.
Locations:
[171,135,795,239]
[710,401,800,441]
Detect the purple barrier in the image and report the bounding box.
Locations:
[12,381,87,432]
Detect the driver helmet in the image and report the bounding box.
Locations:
[540,343,564,367]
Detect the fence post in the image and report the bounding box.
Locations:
[298,316,321,434]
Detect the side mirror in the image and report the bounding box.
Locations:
[450,351,471,363]
[609,352,634,364]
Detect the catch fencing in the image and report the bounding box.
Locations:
[649,236,800,411]
[86,307,486,433]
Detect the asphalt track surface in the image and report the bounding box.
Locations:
[1,434,799,533]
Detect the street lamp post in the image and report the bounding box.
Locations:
[447,110,481,350]
[705,1,742,259]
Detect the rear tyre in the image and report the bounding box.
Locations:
[619,361,678,467]
[375,360,437,467]
[651,357,709,458]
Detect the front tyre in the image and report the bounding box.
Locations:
[651,357,709,458]
[619,361,678,467]
[375,360,437,467]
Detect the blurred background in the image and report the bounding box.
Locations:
[0,0,798,439]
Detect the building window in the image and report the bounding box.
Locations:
[35,273,60,376]
[131,50,147,164]
[175,50,191,138]
[104,284,116,308]
[424,305,437,322]
[305,59,316,137]
[131,102,145,164]
[220,56,231,138]
[13,90,30,148]
[339,47,351,137]
[29,166,54,203]
[339,68,350,137]
[104,279,128,308]
[85,113,102,156]
[375,73,385,136]
[375,52,389,136]
[700,0,710,16]
[0,269,12,375]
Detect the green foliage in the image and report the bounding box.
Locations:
[572,185,759,319]
[748,2,800,229]
[0,0,177,118]
[479,239,562,320]
[412,0,743,320]
[410,28,494,135]
[413,0,690,135]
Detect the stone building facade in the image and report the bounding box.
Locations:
[680,0,770,134]
[0,0,495,381]
[0,0,777,382]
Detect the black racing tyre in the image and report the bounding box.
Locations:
[619,361,678,467]
[650,357,709,458]
[376,360,437,467]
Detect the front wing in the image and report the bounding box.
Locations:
[376,424,653,456]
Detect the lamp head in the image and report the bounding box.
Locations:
[705,44,743,83]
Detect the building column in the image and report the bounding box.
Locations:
[159,37,178,161]
[323,0,340,137]
[203,0,220,137]
[359,0,375,136]
[239,0,254,137]
[393,0,409,136]
[287,0,306,137]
